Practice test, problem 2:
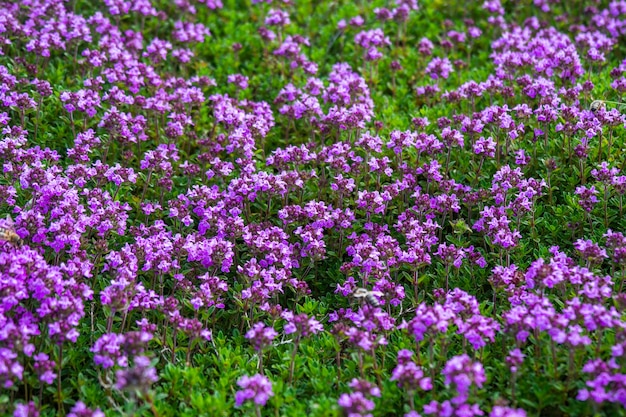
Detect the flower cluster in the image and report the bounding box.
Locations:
[3,0,626,415]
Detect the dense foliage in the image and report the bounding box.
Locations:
[2,0,626,416]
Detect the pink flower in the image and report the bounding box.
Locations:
[235,374,273,407]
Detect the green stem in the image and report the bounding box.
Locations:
[57,344,64,416]
[288,338,300,384]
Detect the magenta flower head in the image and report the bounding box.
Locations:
[490,406,526,417]
[390,349,432,392]
[575,185,599,212]
[265,9,290,26]
[574,239,608,267]
[114,355,158,394]
[282,311,323,338]
[349,378,381,397]
[338,392,375,417]
[505,348,525,374]
[425,57,453,80]
[338,379,381,417]
[13,402,38,417]
[442,355,486,403]
[235,374,274,407]
[245,322,278,351]
[227,73,249,90]
[67,402,105,417]
[435,243,466,268]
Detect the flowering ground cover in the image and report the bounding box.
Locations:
[2,0,626,416]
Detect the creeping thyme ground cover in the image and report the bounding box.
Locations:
[3,0,626,416]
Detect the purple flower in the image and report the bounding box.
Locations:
[591,161,619,185]
[473,206,521,249]
[505,348,525,373]
[575,185,600,213]
[282,311,323,337]
[390,350,432,392]
[33,353,56,384]
[173,21,211,43]
[425,57,453,80]
[227,74,249,90]
[349,378,381,397]
[354,29,391,62]
[235,374,274,407]
[114,355,158,393]
[338,392,375,417]
[490,406,526,417]
[574,239,608,266]
[338,379,381,417]
[67,402,105,417]
[435,243,466,268]
[418,38,434,56]
[404,303,455,342]
[473,137,496,157]
[246,322,278,351]
[143,38,172,63]
[442,355,486,403]
[265,9,290,26]
[13,402,38,417]
[514,149,530,165]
